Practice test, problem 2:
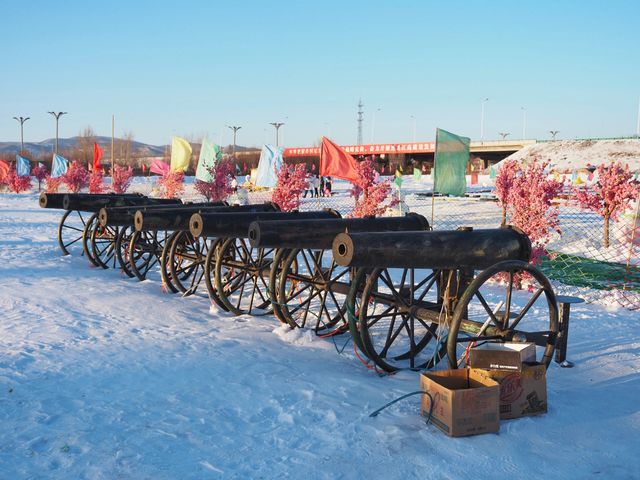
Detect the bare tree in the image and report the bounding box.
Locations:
[76,126,97,170]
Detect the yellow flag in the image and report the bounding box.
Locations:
[170,136,192,172]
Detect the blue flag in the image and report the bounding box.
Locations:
[196,138,222,182]
[51,154,69,178]
[16,155,30,177]
[255,145,284,188]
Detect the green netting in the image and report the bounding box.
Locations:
[433,128,470,197]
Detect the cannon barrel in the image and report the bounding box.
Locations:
[99,202,225,227]
[190,210,340,238]
[134,202,279,232]
[40,192,140,209]
[248,213,430,250]
[39,192,67,209]
[63,194,181,212]
[332,227,532,269]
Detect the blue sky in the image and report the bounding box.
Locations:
[1,0,638,147]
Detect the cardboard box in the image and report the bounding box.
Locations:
[469,342,536,372]
[420,368,500,437]
[478,363,547,420]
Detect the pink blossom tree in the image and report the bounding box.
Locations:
[494,159,520,226]
[32,164,48,192]
[194,158,235,202]
[89,170,106,194]
[573,161,640,248]
[271,163,308,211]
[44,176,62,193]
[496,160,564,266]
[62,161,89,193]
[157,170,185,199]
[6,166,32,193]
[349,159,397,218]
[110,165,134,194]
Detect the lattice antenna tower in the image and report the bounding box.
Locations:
[357,99,364,145]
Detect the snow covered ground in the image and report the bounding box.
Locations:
[1,191,640,479]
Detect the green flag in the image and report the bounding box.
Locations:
[196,138,222,182]
[394,175,403,188]
[413,167,422,181]
[433,128,470,196]
[489,165,496,179]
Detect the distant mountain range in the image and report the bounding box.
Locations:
[0,136,256,157]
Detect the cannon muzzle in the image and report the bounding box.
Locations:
[248,213,430,250]
[332,227,532,269]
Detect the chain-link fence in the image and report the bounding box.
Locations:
[244,188,640,310]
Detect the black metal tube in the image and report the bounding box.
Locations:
[39,192,67,209]
[99,202,224,227]
[190,210,340,238]
[332,227,532,269]
[248,213,430,249]
[134,203,278,232]
[64,195,181,213]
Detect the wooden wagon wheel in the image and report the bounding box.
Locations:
[168,231,209,296]
[356,267,447,372]
[160,231,182,293]
[90,223,120,269]
[114,226,136,278]
[446,260,559,370]
[57,209,89,256]
[268,248,292,324]
[277,248,351,335]
[214,237,275,316]
[128,230,166,281]
[81,212,101,266]
[203,238,231,311]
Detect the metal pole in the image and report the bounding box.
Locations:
[48,111,67,155]
[111,115,115,173]
[636,96,640,138]
[480,98,488,142]
[269,122,284,146]
[227,125,241,155]
[13,116,30,154]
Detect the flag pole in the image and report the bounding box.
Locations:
[111,115,115,174]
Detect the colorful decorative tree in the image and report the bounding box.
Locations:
[349,159,397,218]
[573,161,640,248]
[89,170,106,194]
[194,158,235,202]
[62,161,90,193]
[32,164,48,192]
[157,170,185,199]
[501,159,564,265]
[44,175,62,193]
[6,166,32,193]
[110,165,134,194]
[494,159,520,226]
[271,163,308,211]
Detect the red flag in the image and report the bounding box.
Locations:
[93,143,103,171]
[150,160,170,175]
[320,137,359,182]
[0,160,9,183]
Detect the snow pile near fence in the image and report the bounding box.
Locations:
[499,139,640,172]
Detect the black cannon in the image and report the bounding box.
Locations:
[329,226,558,372]
[132,203,280,288]
[189,209,341,315]
[248,214,431,332]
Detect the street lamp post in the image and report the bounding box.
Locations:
[499,132,510,140]
[521,107,527,139]
[371,107,381,143]
[12,116,30,154]
[550,130,559,140]
[269,122,285,146]
[226,125,242,155]
[410,115,416,142]
[48,111,67,155]
[480,98,489,141]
